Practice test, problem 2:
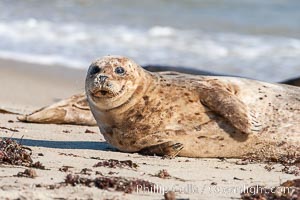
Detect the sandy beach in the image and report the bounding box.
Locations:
[0,59,298,200]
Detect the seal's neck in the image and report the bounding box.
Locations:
[105,69,154,114]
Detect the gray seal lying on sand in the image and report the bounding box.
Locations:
[85,55,300,158]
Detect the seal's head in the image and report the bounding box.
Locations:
[85,56,147,110]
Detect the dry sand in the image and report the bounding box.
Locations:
[0,59,298,200]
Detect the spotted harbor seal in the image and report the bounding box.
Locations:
[85,55,300,158]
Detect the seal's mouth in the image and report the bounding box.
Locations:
[92,87,115,98]
[100,89,109,96]
[90,85,125,99]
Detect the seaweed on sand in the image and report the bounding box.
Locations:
[238,153,300,176]
[0,138,32,166]
[65,174,157,194]
[241,179,300,200]
[0,138,45,169]
[93,159,139,169]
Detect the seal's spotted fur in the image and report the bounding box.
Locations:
[86,56,300,158]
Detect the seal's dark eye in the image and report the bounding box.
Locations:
[115,66,125,75]
[89,66,100,75]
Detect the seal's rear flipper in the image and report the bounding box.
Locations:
[17,93,97,126]
[139,141,184,158]
[200,84,262,135]
[0,108,20,115]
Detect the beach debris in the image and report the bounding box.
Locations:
[62,130,71,133]
[65,174,156,193]
[0,126,19,132]
[0,138,32,166]
[241,179,300,200]
[282,166,300,176]
[95,171,104,176]
[264,164,274,171]
[35,183,61,190]
[278,154,300,176]
[0,138,46,170]
[235,159,251,165]
[31,161,46,170]
[156,169,171,179]
[164,191,176,200]
[152,169,185,181]
[79,168,93,175]
[17,93,97,126]
[58,152,80,157]
[93,159,139,169]
[238,153,300,176]
[8,120,14,123]
[233,177,243,181]
[90,156,102,160]
[85,129,97,134]
[59,166,74,172]
[17,169,37,178]
[108,171,119,175]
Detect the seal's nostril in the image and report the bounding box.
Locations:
[99,75,108,83]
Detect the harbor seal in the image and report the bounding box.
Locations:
[85,55,300,158]
[85,56,300,158]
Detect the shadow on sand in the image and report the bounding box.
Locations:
[5,137,116,151]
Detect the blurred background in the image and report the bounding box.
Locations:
[0,0,300,82]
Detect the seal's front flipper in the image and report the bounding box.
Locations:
[200,85,262,134]
[139,141,184,158]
